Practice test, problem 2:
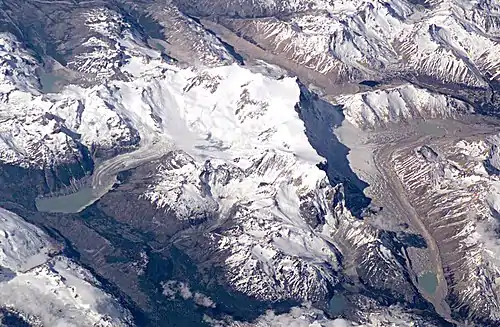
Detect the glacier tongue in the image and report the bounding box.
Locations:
[390,134,500,322]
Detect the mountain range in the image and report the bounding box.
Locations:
[1,1,500,326]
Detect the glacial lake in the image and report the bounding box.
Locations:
[328,294,348,315]
[38,70,65,93]
[418,271,438,295]
[36,187,101,213]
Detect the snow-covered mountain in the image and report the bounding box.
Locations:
[0,30,146,168]
[335,84,474,129]
[1,1,500,326]
[0,26,444,324]
[391,135,500,324]
[67,7,160,81]
[0,207,134,326]
[198,0,500,92]
[125,65,427,309]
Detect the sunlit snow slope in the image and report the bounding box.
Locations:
[0,207,134,326]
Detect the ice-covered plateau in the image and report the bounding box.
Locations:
[0,207,134,326]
